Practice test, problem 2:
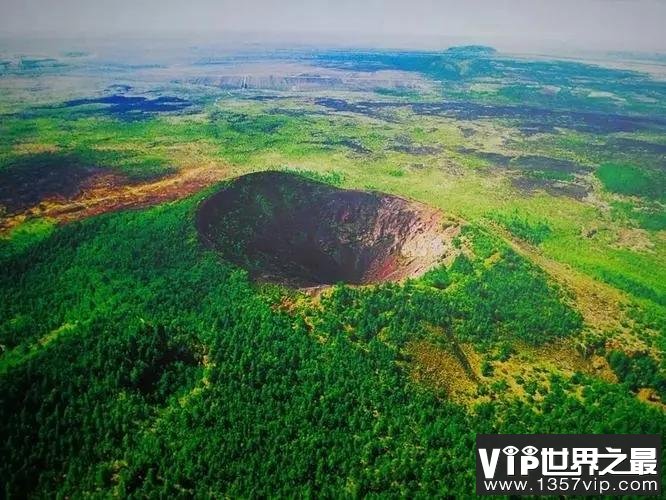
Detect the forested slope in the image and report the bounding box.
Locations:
[1,190,663,497]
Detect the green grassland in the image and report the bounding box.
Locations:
[1,46,665,496]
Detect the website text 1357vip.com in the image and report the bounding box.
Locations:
[476,434,661,496]
[483,477,659,495]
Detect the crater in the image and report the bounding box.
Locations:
[196,171,458,288]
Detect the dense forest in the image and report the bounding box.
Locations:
[1,188,663,497]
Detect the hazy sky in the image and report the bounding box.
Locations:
[1,0,665,53]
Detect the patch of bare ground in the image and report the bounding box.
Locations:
[0,154,105,214]
[637,388,666,410]
[407,339,481,404]
[0,166,228,234]
[613,227,655,253]
[407,326,616,407]
[500,339,616,383]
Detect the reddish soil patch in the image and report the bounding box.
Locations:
[1,166,227,234]
[197,171,458,287]
[0,154,104,214]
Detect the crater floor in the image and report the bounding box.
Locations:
[197,171,458,287]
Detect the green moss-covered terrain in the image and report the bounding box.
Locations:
[1,40,665,496]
